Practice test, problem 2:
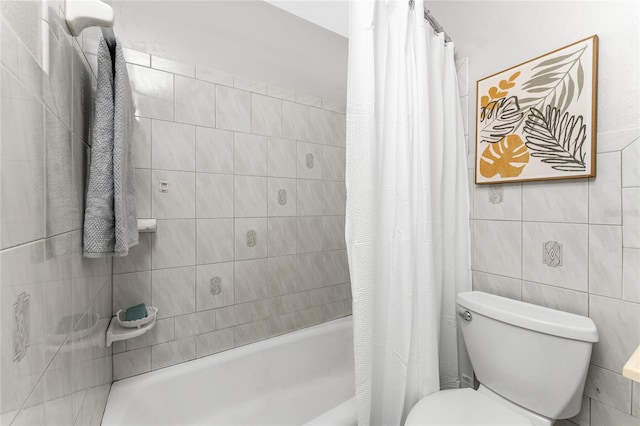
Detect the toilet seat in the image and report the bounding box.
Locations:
[405,387,542,426]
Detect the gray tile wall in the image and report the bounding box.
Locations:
[99,42,352,380]
[463,66,640,426]
[0,3,112,425]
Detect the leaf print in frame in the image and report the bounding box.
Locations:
[475,35,598,184]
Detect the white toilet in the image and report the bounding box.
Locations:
[406,291,598,426]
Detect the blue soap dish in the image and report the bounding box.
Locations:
[116,306,157,329]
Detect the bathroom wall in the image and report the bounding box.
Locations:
[0,2,112,425]
[430,1,640,425]
[83,38,352,380]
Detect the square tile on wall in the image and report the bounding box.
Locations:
[297,180,323,216]
[473,220,521,279]
[322,146,346,181]
[282,101,309,141]
[522,222,588,292]
[268,255,297,297]
[174,75,216,127]
[195,127,233,174]
[309,107,333,145]
[234,258,268,303]
[151,220,196,269]
[235,217,268,260]
[268,137,297,178]
[251,93,281,137]
[235,175,267,218]
[151,120,195,171]
[196,173,234,219]
[151,170,195,219]
[196,262,235,310]
[216,85,250,133]
[196,219,234,264]
[521,281,588,316]
[472,271,522,300]
[268,217,296,256]
[297,142,323,180]
[234,133,267,176]
[297,216,323,253]
[589,151,622,225]
[473,183,521,221]
[267,178,296,217]
[522,179,588,223]
[589,225,623,298]
[152,266,196,319]
[127,64,174,120]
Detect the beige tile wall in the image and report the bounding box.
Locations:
[0,3,112,424]
[91,40,352,380]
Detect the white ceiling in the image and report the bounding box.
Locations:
[111,1,348,101]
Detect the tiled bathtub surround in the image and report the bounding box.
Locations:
[0,5,112,426]
[104,43,351,379]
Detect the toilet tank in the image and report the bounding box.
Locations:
[457,291,598,420]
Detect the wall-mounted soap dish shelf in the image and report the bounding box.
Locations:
[106,307,157,347]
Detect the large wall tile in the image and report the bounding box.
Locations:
[268,217,297,256]
[251,94,281,137]
[589,225,623,298]
[332,113,346,148]
[234,259,268,303]
[589,152,622,225]
[522,180,588,223]
[322,146,346,181]
[152,266,196,319]
[322,181,346,216]
[196,262,235,311]
[590,295,640,373]
[45,111,74,237]
[268,178,297,217]
[234,133,267,176]
[323,216,346,251]
[174,75,216,127]
[235,175,267,217]
[234,320,268,346]
[522,222,588,291]
[151,170,195,219]
[522,281,588,316]
[196,219,234,264]
[473,220,521,278]
[310,107,334,145]
[215,303,253,330]
[282,101,309,141]
[195,127,233,174]
[235,218,268,260]
[297,141,323,180]
[323,250,350,286]
[268,256,298,297]
[151,120,195,171]
[268,137,297,178]
[297,180,323,216]
[127,64,174,120]
[297,217,324,254]
[151,220,196,269]
[113,233,152,274]
[196,173,234,219]
[297,252,324,290]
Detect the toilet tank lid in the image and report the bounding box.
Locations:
[457,291,598,343]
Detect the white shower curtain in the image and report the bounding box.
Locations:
[345,0,471,425]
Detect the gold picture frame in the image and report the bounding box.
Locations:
[475,35,598,184]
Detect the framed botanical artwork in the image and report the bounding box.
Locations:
[475,35,598,184]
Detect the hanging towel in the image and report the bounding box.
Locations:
[83,37,138,257]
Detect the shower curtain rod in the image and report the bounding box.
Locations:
[424,9,452,43]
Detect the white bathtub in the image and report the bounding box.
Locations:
[102,317,356,426]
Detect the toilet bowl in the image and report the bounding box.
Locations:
[406,291,598,426]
